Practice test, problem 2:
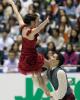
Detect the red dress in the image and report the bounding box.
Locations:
[18,27,44,75]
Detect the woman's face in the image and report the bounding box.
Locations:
[31,21,35,28]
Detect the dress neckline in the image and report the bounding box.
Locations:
[22,36,35,41]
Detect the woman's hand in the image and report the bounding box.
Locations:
[6,0,24,26]
[48,57,59,68]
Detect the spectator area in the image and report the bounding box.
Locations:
[0,0,80,73]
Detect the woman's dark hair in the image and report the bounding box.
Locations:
[23,13,38,25]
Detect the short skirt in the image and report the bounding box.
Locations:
[18,53,44,75]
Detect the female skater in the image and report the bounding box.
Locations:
[7,0,58,96]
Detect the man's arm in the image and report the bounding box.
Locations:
[7,0,24,27]
[52,70,67,100]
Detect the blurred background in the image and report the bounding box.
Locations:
[0,0,80,73]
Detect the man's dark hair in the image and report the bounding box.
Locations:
[57,53,64,67]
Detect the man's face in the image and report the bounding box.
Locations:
[49,53,59,68]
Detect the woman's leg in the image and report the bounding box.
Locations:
[36,72,51,96]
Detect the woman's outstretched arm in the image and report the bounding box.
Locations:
[32,17,49,35]
[7,0,24,27]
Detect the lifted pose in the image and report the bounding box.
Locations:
[7,0,58,97]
